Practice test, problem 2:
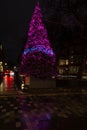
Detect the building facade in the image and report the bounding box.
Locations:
[57,44,87,80]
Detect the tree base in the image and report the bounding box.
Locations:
[29,77,56,88]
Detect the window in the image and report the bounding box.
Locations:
[59,59,68,65]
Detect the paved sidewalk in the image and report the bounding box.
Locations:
[0,86,87,97]
[0,94,87,130]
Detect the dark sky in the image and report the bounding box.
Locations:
[0,0,38,65]
[0,0,87,65]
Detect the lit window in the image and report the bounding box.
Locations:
[66,60,68,65]
[0,62,3,65]
[59,59,66,65]
[59,69,64,74]
[86,61,87,65]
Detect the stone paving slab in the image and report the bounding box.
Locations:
[0,94,87,130]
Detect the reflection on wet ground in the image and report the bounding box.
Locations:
[0,75,14,92]
[0,94,87,130]
[0,76,87,130]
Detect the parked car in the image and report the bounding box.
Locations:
[4,70,14,76]
[4,70,10,76]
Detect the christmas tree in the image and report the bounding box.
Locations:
[19,2,57,78]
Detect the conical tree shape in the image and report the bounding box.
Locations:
[19,2,57,78]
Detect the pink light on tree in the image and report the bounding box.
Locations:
[19,2,57,78]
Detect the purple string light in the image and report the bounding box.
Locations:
[19,2,57,78]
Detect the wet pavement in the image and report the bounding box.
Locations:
[0,94,87,130]
[0,76,87,130]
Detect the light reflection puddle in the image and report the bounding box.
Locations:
[21,110,52,130]
[17,95,52,130]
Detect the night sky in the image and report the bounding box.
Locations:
[0,0,87,65]
[0,0,38,65]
